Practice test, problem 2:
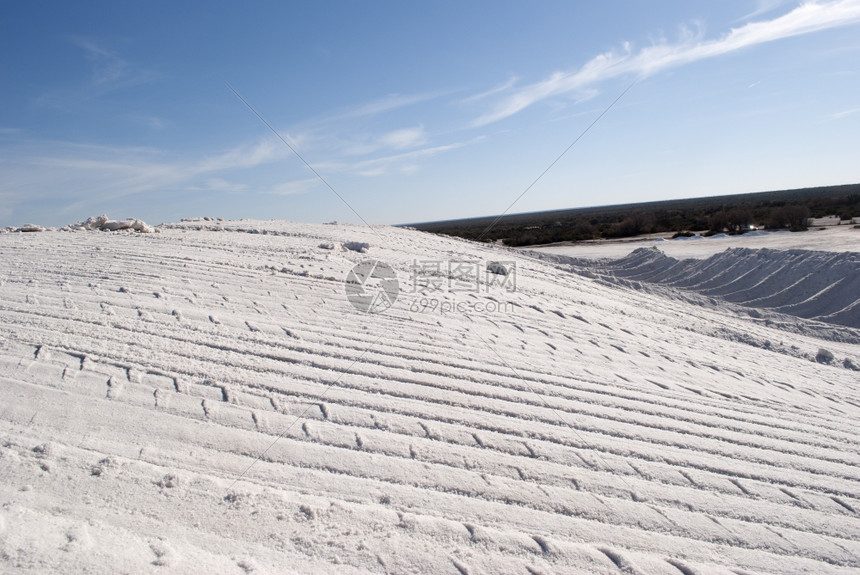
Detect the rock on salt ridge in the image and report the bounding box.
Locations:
[16,223,49,233]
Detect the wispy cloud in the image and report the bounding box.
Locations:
[738,0,793,21]
[474,0,860,126]
[0,93,474,222]
[127,114,168,130]
[261,178,321,196]
[34,37,160,107]
[0,136,290,220]
[379,126,427,149]
[234,85,468,180]
[329,91,445,120]
[831,105,860,119]
[194,178,248,193]
[462,76,519,103]
[194,138,287,173]
[348,138,479,177]
[335,125,429,157]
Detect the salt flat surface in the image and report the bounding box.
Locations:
[529,225,860,260]
[1,219,858,574]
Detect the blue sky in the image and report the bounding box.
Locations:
[2,1,859,228]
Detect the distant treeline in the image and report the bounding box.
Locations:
[405,183,860,247]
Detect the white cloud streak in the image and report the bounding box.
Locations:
[379,126,427,149]
[474,0,860,126]
[261,178,322,196]
[0,136,289,218]
[462,76,519,103]
[831,105,860,119]
[335,125,429,157]
[349,139,478,177]
[738,0,793,21]
[35,37,160,108]
[193,139,287,173]
[195,178,248,193]
[329,91,445,120]
[311,138,478,178]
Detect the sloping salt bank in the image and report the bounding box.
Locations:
[0,219,858,574]
[601,247,860,330]
[529,225,860,260]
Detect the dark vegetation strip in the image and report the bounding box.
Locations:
[405,183,860,246]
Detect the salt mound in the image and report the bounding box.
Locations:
[64,214,155,233]
[604,247,860,328]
